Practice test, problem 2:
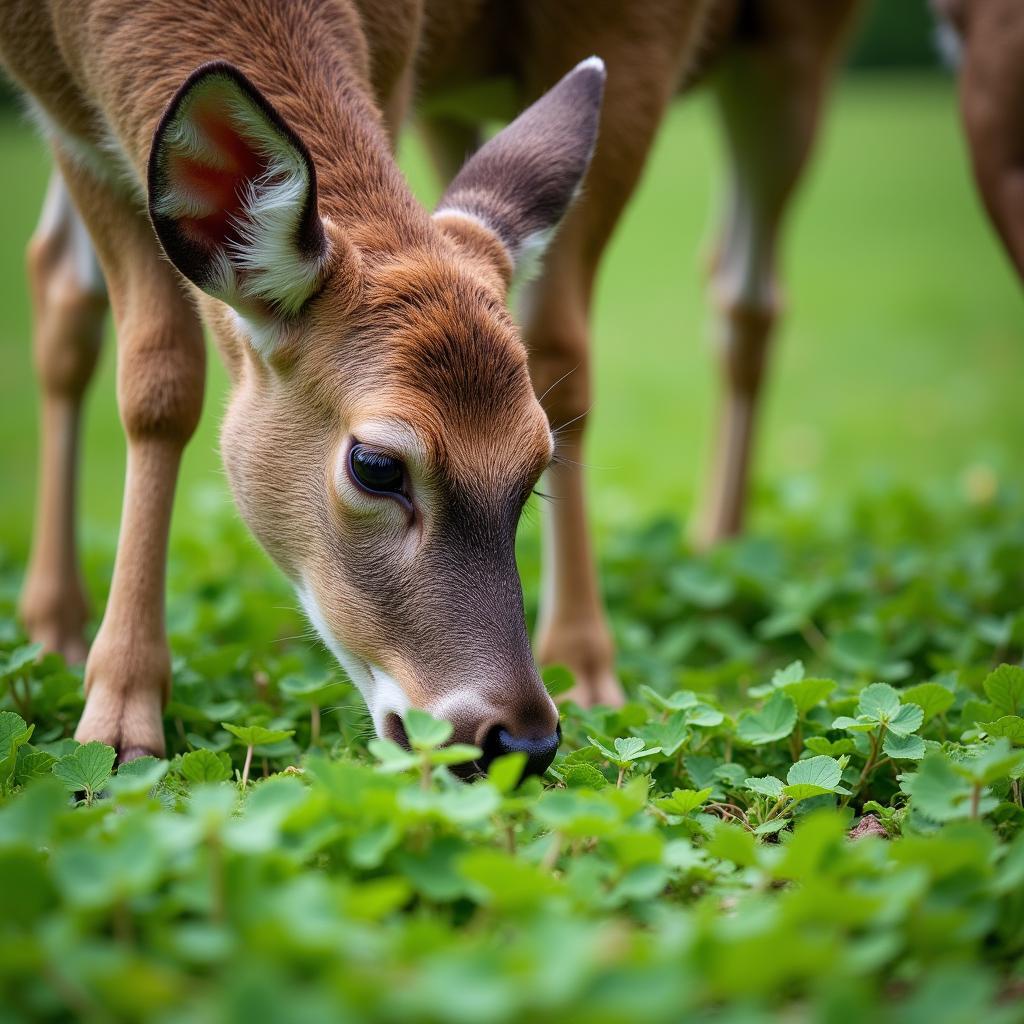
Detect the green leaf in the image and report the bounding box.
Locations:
[541,664,576,698]
[772,660,805,686]
[0,644,42,682]
[782,756,847,802]
[754,818,790,837]
[560,761,608,790]
[179,748,233,784]
[706,822,758,867]
[979,716,1024,744]
[983,664,1024,717]
[107,757,169,796]
[781,678,836,715]
[901,682,956,722]
[882,731,926,760]
[427,743,482,767]
[744,775,784,799]
[221,722,295,747]
[955,739,1024,786]
[487,752,528,793]
[588,735,661,767]
[887,702,924,737]
[402,709,453,751]
[903,753,984,822]
[367,738,418,773]
[856,683,901,723]
[0,711,34,791]
[805,737,857,757]
[614,736,661,762]
[14,745,57,786]
[640,712,689,757]
[737,691,797,745]
[786,756,843,791]
[685,704,725,728]
[831,715,877,733]
[655,787,712,815]
[52,741,116,798]
[639,687,699,712]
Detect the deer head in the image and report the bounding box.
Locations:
[147,57,605,777]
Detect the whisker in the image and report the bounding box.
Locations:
[537,364,580,406]
[551,406,592,436]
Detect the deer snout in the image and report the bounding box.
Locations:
[479,722,561,779]
[434,687,561,780]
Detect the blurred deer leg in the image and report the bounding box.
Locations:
[525,233,623,708]
[518,22,693,707]
[19,170,107,663]
[957,0,1024,279]
[694,2,859,548]
[58,159,205,761]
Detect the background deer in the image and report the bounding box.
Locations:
[17,0,986,769]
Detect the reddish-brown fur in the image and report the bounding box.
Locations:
[3,0,869,760]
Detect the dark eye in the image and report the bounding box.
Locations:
[349,443,407,497]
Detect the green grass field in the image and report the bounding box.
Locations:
[0,74,1021,559]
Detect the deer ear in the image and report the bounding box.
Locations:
[433,57,605,285]
[148,62,333,351]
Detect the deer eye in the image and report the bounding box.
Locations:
[349,443,407,497]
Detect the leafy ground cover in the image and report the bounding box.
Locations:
[1,483,1023,1022]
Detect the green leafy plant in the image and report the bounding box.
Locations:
[1,486,1024,1022]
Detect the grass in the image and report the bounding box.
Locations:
[2,482,1023,1021]
[0,74,1021,558]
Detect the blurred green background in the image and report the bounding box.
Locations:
[0,1,1021,572]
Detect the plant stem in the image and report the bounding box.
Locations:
[970,783,981,820]
[310,703,321,746]
[846,726,886,807]
[420,755,431,790]
[616,765,625,788]
[241,744,254,787]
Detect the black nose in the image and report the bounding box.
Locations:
[480,724,560,780]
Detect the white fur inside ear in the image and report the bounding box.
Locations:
[156,75,328,318]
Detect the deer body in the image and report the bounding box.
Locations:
[5,0,860,769]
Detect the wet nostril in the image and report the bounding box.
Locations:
[480,723,560,781]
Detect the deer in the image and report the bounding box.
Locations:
[3,0,861,777]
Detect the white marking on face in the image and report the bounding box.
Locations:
[296,577,409,736]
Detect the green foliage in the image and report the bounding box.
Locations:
[2,488,1024,1021]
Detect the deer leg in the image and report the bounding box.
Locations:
[956,0,1024,280]
[526,248,622,708]
[19,170,107,663]
[693,2,859,548]
[516,17,694,707]
[56,158,205,761]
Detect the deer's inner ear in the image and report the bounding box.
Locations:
[148,61,336,355]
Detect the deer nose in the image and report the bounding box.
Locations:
[480,723,561,779]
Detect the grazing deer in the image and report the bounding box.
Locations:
[3,0,858,774]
